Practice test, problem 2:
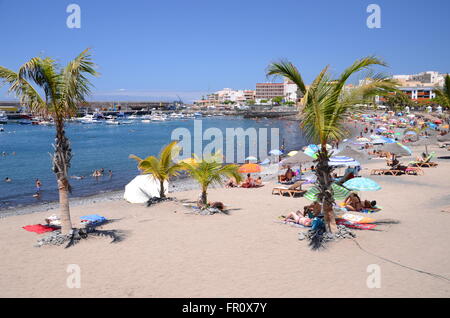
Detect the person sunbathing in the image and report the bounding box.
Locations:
[254,177,262,186]
[284,210,312,227]
[279,166,294,182]
[225,177,238,188]
[415,152,428,162]
[240,174,255,188]
[284,201,322,226]
[344,193,376,211]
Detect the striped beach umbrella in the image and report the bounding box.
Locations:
[329,156,360,167]
[269,149,283,156]
[343,178,381,191]
[304,183,351,202]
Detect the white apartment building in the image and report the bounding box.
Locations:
[393,71,445,87]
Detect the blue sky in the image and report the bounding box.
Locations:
[0,0,449,102]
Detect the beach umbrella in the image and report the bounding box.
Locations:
[337,146,368,161]
[381,142,411,156]
[304,183,351,202]
[305,144,319,152]
[245,156,258,162]
[287,151,298,157]
[357,137,370,143]
[280,151,313,167]
[304,148,318,158]
[238,163,261,174]
[260,158,271,165]
[437,134,450,142]
[329,156,360,167]
[343,178,381,191]
[269,149,282,156]
[411,138,435,155]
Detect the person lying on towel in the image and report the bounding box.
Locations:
[284,201,322,226]
[344,193,377,212]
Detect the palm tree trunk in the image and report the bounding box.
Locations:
[159,180,166,198]
[53,117,73,235]
[201,189,207,205]
[315,148,337,233]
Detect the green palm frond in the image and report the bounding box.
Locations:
[129,142,184,186]
[271,56,398,148]
[181,159,242,193]
[266,59,307,95]
[0,66,46,114]
[1,49,98,119]
[62,48,99,116]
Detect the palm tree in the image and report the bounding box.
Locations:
[129,141,184,199]
[434,74,450,109]
[267,56,398,233]
[383,91,413,111]
[0,49,98,235]
[181,156,242,206]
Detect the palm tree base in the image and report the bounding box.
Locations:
[35,227,124,248]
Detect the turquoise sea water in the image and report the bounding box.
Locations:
[0,117,307,210]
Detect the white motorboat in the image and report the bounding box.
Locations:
[0,111,8,124]
[106,120,120,125]
[151,115,166,122]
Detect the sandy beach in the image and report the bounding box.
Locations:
[1,142,449,298]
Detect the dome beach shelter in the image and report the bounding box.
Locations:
[124,175,168,204]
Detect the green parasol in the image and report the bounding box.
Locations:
[304,183,351,202]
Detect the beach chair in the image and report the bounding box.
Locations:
[370,168,403,176]
[409,152,438,168]
[405,167,424,176]
[272,181,306,198]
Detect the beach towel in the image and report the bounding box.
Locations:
[361,207,382,214]
[337,213,376,224]
[22,224,59,234]
[336,219,377,230]
[80,214,107,227]
[274,220,310,228]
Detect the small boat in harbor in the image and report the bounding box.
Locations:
[0,111,8,124]
[106,119,121,125]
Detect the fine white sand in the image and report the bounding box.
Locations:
[0,146,449,297]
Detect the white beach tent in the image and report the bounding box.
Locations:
[124,175,168,204]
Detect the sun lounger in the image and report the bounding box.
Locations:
[405,167,424,175]
[370,169,404,176]
[408,152,438,168]
[272,181,306,197]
